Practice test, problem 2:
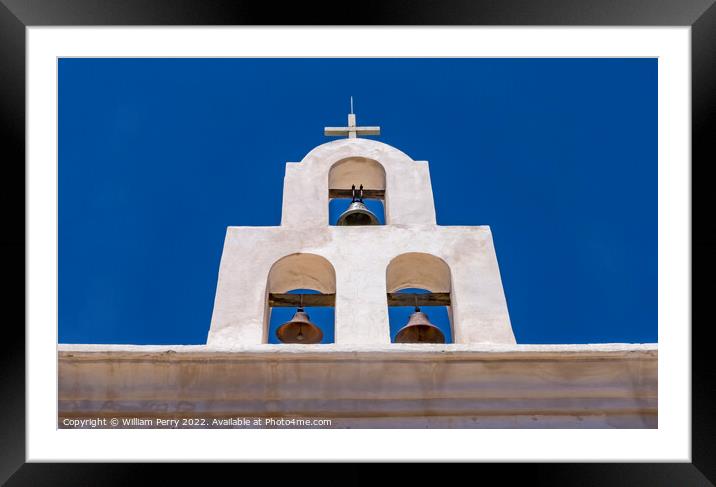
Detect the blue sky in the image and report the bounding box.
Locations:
[58,58,656,345]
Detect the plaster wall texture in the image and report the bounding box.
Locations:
[209,137,514,346]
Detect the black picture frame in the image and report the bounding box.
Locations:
[1,0,712,483]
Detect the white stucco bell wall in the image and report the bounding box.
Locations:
[208,225,514,346]
[208,137,515,346]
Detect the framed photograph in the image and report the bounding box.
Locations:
[2,0,713,482]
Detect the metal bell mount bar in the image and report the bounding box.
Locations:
[268,292,451,307]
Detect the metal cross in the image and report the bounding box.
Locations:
[324,97,380,139]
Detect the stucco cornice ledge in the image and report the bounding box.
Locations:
[58,343,657,362]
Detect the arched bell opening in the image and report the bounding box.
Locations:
[328,157,387,226]
[387,288,452,344]
[267,289,335,344]
[385,253,454,344]
[265,253,336,344]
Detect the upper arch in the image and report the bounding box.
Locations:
[386,252,452,293]
[298,138,417,171]
[267,253,336,294]
[328,156,386,191]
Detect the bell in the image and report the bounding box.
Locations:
[337,200,380,226]
[336,184,380,226]
[394,307,445,344]
[276,308,323,344]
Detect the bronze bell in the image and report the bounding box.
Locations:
[276,307,323,344]
[337,184,379,226]
[394,306,445,344]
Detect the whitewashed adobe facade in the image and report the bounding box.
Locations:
[58,113,657,429]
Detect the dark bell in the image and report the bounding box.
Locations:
[394,309,445,344]
[276,308,323,344]
[337,200,380,226]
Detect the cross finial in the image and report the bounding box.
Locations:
[324,98,380,139]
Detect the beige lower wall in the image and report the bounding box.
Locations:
[58,343,657,429]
